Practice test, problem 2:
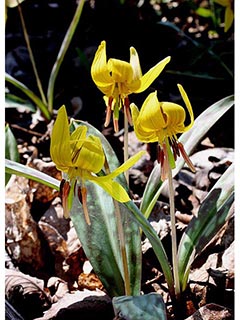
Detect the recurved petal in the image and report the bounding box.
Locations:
[134,56,171,93]
[91,41,113,93]
[89,176,131,202]
[99,150,146,181]
[137,91,166,130]
[130,47,142,81]
[177,84,194,131]
[50,105,72,169]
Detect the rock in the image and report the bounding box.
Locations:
[184,303,233,320]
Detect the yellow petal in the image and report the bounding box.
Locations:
[91,41,114,95]
[99,150,146,181]
[130,103,159,143]
[89,176,131,202]
[224,6,234,32]
[137,91,166,131]
[134,56,171,93]
[50,105,72,171]
[108,58,134,83]
[70,125,88,161]
[130,47,142,81]
[74,135,105,173]
[177,84,194,131]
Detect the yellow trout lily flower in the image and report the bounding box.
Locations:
[91,40,171,132]
[130,84,195,180]
[50,105,145,224]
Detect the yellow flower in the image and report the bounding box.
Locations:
[130,84,195,180]
[214,0,234,32]
[50,105,145,223]
[91,40,171,132]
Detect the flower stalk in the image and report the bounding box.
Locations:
[123,111,129,184]
[113,199,131,295]
[166,146,181,300]
[103,158,130,295]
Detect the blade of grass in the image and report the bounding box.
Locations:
[17,2,47,105]
[47,0,85,112]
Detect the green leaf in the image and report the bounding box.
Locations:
[70,184,142,297]
[47,0,85,113]
[69,120,142,297]
[5,159,60,190]
[140,95,234,219]
[125,201,174,299]
[196,7,214,18]
[112,293,167,320]
[5,125,20,185]
[178,164,234,291]
[5,94,36,112]
[5,73,51,121]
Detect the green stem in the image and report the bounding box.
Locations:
[165,142,181,300]
[17,2,48,106]
[47,0,85,112]
[124,111,129,184]
[113,200,131,296]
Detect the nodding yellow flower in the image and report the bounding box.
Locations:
[50,105,145,224]
[130,84,195,180]
[91,40,171,132]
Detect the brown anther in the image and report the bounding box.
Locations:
[60,179,66,198]
[113,118,119,133]
[78,186,91,225]
[60,180,71,219]
[157,145,165,169]
[104,105,112,127]
[160,142,169,181]
[124,98,133,125]
[177,142,196,173]
[172,140,180,161]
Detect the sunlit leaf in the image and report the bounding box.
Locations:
[5,159,60,190]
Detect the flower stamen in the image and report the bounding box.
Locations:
[78,185,91,225]
[177,142,196,173]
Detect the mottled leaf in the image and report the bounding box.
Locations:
[178,164,234,291]
[112,293,167,320]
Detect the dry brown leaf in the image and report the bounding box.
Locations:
[5,269,52,319]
